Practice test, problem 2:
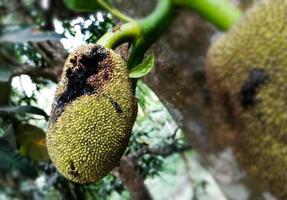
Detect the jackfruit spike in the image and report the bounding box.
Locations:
[47,44,137,184]
[207,0,287,198]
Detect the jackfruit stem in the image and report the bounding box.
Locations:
[96,22,141,49]
[173,0,242,30]
[96,0,175,71]
[128,0,175,70]
[97,0,134,23]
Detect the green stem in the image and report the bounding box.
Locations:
[96,22,140,49]
[97,0,175,70]
[138,0,175,47]
[173,0,242,30]
[97,0,134,22]
[128,0,175,69]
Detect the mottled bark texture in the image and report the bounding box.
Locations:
[114,1,275,200]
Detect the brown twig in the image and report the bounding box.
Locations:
[130,145,190,161]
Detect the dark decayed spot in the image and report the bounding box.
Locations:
[222,91,236,123]
[103,67,110,80]
[69,160,80,177]
[109,97,123,114]
[50,46,108,123]
[240,68,269,109]
[70,57,77,66]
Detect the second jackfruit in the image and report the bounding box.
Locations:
[207,0,287,198]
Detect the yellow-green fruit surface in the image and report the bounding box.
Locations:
[207,0,287,198]
[47,44,137,184]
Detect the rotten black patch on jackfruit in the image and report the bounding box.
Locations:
[69,160,80,178]
[109,97,123,114]
[240,69,269,109]
[50,46,109,124]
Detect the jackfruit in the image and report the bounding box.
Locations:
[46,44,137,184]
[207,0,287,198]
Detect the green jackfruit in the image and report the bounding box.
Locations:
[47,44,137,184]
[207,0,287,198]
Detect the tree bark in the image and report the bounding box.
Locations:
[117,157,152,200]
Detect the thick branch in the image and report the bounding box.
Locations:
[130,144,190,161]
[32,41,67,65]
[12,65,59,83]
[117,156,152,200]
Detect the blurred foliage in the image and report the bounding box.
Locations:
[0,138,38,178]
[16,43,47,67]
[130,81,188,178]
[62,13,114,43]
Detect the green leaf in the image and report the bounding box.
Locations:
[2,125,17,148]
[0,105,49,120]
[0,138,38,178]
[0,26,63,43]
[0,66,12,105]
[64,0,103,11]
[0,66,12,82]
[129,54,155,78]
[17,124,49,162]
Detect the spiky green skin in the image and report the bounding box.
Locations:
[207,0,287,198]
[47,44,137,184]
